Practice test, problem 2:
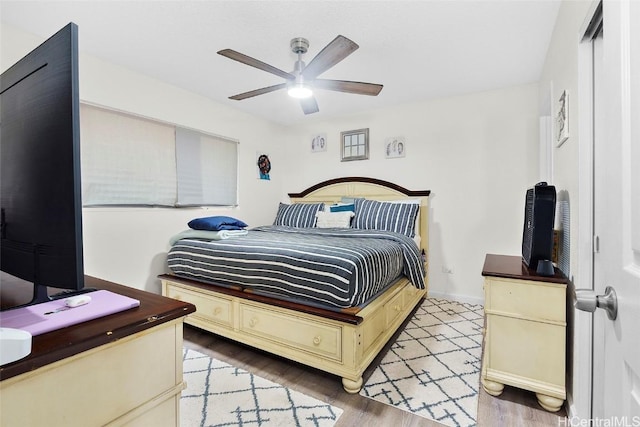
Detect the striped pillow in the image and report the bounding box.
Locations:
[273,202,324,228]
[352,198,419,237]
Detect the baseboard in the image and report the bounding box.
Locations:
[428,290,484,306]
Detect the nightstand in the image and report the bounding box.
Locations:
[481,254,567,412]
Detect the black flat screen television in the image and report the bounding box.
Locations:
[521,182,556,270]
[1,23,85,310]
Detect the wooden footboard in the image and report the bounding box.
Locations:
[161,274,425,393]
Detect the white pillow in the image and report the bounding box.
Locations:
[315,210,355,228]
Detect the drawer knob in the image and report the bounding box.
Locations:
[313,336,322,346]
[213,307,222,316]
[393,305,401,312]
[249,317,259,327]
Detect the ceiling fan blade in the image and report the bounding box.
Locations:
[218,49,295,80]
[300,97,319,115]
[302,35,359,79]
[229,83,287,100]
[314,79,383,96]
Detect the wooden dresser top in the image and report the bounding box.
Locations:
[482,254,567,284]
[1,276,195,381]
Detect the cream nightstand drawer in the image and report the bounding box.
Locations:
[239,304,343,361]
[485,278,565,323]
[165,284,233,328]
[485,314,565,386]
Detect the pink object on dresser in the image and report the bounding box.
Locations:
[0,290,140,336]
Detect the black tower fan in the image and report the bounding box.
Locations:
[522,182,556,270]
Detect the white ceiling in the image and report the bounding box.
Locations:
[1,0,561,126]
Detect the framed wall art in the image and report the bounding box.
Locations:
[311,133,327,152]
[256,152,271,180]
[385,136,406,158]
[340,128,369,161]
[556,90,569,147]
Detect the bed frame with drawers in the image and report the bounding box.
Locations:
[160,177,430,393]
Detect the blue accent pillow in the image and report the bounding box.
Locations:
[329,203,355,213]
[188,215,248,231]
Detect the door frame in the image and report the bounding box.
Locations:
[574,0,603,419]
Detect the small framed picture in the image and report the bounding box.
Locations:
[556,90,569,147]
[256,152,271,180]
[341,128,369,161]
[311,133,327,152]
[385,137,406,158]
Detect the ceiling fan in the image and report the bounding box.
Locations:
[217,35,383,115]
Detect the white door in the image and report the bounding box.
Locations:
[591,0,640,420]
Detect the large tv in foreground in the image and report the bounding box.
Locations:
[1,23,85,309]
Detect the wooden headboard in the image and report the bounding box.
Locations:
[288,176,431,258]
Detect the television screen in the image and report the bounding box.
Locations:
[521,182,556,270]
[1,23,85,309]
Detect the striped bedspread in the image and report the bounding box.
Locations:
[167,225,426,310]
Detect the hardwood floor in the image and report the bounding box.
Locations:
[183,325,567,427]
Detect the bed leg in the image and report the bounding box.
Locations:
[342,377,363,394]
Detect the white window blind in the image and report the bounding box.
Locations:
[175,128,238,206]
[80,104,238,207]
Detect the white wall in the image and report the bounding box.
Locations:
[537,0,598,420]
[284,84,540,303]
[2,24,290,293]
[539,1,595,286]
[78,51,293,293]
[3,23,542,304]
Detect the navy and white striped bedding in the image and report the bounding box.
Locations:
[167,225,425,310]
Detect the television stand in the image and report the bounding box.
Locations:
[3,284,98,310]
[49,287,97,300]
[0,276,195,426]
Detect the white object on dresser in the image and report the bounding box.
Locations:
[0,328,32,365]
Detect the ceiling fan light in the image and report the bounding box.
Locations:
[288,84,313,99]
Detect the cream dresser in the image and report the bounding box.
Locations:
[480,254,567,412]
[0,276,195,426]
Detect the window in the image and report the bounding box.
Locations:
[80,104,238,207]
[175,128,237,206]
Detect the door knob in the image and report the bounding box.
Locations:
[574,286,618,320]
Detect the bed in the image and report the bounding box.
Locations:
[160,177,430,393]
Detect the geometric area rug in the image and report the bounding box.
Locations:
[181,347,343,427]
[360,297,484,427]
